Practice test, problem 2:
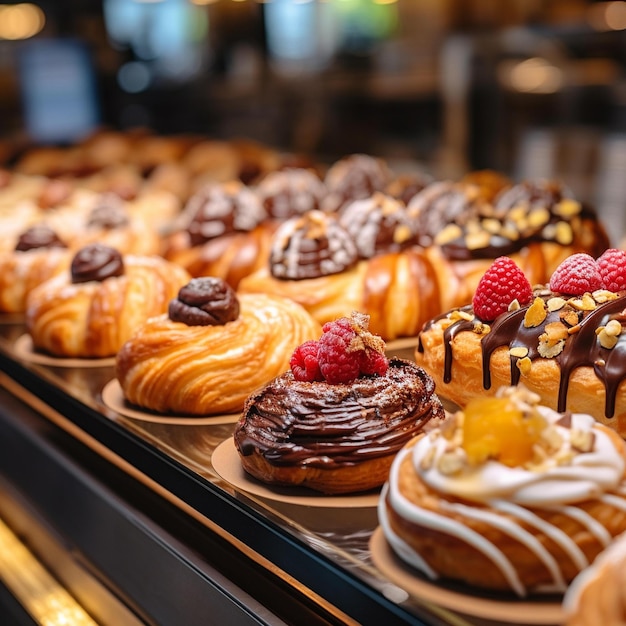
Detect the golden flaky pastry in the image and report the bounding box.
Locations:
[116,290,321,415]
[26,245,190,358]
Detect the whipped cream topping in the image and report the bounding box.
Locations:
[381,392,626,597]
[413,407,625,506]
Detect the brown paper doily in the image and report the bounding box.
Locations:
[369,527,564,624]
[101,379,240,425]
[212,438,380,508]
[14,334,116,368]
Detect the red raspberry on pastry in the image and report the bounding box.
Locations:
[290,340,323,382]
[549,253,603,295]
[472,257,533,322]
[597,248,626,292]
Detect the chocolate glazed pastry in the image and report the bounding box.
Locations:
[0,225,71,313]
[234,358,444,494]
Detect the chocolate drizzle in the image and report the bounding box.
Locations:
[168,277,240,326]
[70,244,124,284]
[234,358,444,467]
[420,291,626,418]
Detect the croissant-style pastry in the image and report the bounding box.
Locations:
[116,282,322,415]
[379,387,626,597]
[26,244,190,358]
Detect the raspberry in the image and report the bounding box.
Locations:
[290,340,323,382]
[472,257,533,321]
[597,248,626,292]
[318,312,388,384]
[318,324,361,384]
[549,253,603,295]
[359,349,389,377]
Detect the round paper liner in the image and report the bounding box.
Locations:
[14,334,116,368]
[101,379,240,426]
[211,438,380,508]
[369,527,564,624]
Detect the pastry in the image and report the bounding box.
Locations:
[238,209,545,341]
[379,385,626,597]
[115,277,322,415]
[562,532,626,626]
[0,225,71,313]
[415,252,626,436]
[26,244,190,358]
[234,312,444,494]
[164,180,273,288]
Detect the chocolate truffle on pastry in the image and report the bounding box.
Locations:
[25,243,190,358]
[164,180,272,288]
[256,168,326,219]
[0,225,71,313]
[234,312,444,494]
[239,209,444,341]
[321,153,393,213]
[379,386,626,596]
[415,252,626,436]
[115,277,322,415]
[562,532,626,626]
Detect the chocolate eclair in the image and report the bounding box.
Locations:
[234,314,444,494]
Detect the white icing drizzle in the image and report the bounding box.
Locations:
[381,402,626,596]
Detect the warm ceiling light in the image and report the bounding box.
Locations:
[0,3,45,40]
[191,0,219,4]
[587,1,626,31]
[498,57,563,94]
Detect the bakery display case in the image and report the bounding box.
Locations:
[0,295,572,625]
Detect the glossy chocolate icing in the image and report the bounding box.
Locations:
[15,224,67,251]
[168,277,239,326]
[269,210,358,280]
[185,181,266,246]
[418,290,626,418]
[256,168,326,219]
[234,358,444,468]
[70,244,124,284]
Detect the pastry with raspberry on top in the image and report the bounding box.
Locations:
[234,312,444,494]
[415,250,626,436]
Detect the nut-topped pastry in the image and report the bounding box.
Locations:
[379,386,626,596]
[0,225,71,313]
[416,251,626,436]
[234,312,444,494]
[338,192,416,258]
[26,243,190,358]
[116,277,321,415]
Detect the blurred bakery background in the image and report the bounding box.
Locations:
[0,0,624,239]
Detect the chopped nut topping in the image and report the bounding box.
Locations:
[604,319,622,337]
[437,449,467,475]
[517,356,532,375]
[524,297,548,328]
[508,299,521,312]
[592,290,618,304]
[597,328,619,350]
[482,218,501,234]
[527,207,550,228]
[554,199,582,218]
[472,321,490,335]
[420,446,436,470]
[547,297,567,312]
[510,346,529,358]
[568,323,581,335]
[466,230,491,250]
[560,308,581,327]
[435,223,463,245]
[539,426,564,454]
[393,224,413,245]
[569,293,597,311]
[538,336,566,358]
[570,428,595,453]
[450,309,474,322]
[555,221,574,245]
